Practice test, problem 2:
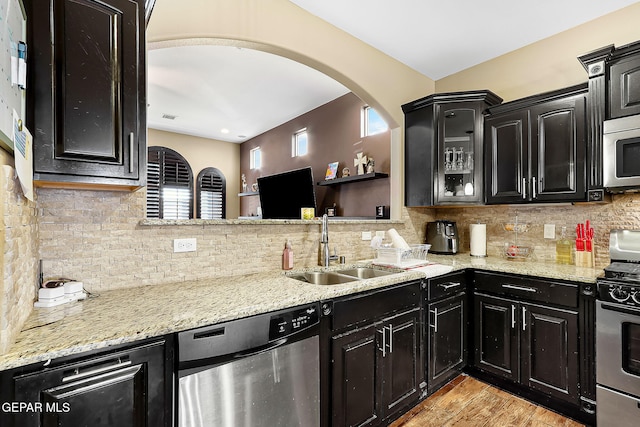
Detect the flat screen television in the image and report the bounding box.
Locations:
[257,167,317,219]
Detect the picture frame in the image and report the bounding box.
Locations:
[325,161,339,180]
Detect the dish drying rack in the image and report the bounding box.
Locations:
[375,244,431,267]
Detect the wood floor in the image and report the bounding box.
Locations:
[390,375,585,427]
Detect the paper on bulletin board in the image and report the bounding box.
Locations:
[1,0,27,153]
[13,109,33,201]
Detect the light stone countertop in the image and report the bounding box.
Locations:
[0,255,603,371]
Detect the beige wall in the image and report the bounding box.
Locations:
[146,0,435,129]
[148,129,241,219]
[436,2,640,101]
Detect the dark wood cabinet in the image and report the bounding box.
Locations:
[331,324,380,427]
[0,337,173,427]
[608,40,640,119]
[474,293,579,404]
[424,272,467,393]
[402,91,502,206]
[484,84,588,204]
[474,294,519,382]
[521,303,579,402]
[26,0,146,189]
[472,270,581,408]
[329,281,422,427]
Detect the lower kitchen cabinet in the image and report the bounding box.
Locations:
[471,268,588,421]
[0,336,173,427]
[425,272,467,393]
[329,280,422,427]
[474,293,579,403]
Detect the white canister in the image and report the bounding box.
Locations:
[469,223,487,257]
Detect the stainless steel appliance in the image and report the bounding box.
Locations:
[425,220,459,254]
[177,303,320,427]
[603,114,640,192]
[596,229,640,426]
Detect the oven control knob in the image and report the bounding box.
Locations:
[610,286,630,303]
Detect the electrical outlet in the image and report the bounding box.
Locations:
[174,238,197,253]
[543,224,556,239]
[375,231,385,239]
[361,231,372,241]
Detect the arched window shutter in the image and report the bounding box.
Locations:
[197,167,226,219]
[147,147,193,219]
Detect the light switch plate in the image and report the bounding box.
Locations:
[543,224,556,239]
[361,231,372,241]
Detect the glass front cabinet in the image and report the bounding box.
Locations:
[403,91,502,206]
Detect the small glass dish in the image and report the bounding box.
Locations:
[503,243,533,260]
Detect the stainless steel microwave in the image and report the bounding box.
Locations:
[603,114,640,192]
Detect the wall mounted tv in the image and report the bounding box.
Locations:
[257,167,317,219]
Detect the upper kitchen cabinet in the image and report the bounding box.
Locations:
[484,84,587,204]
[403,91,502,206]
[608,40,640,120]
[25,0,146,190]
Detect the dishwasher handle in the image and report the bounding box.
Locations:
[232,338,288,359]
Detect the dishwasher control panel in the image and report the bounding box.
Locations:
[269,304,319,340]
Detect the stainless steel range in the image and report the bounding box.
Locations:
[596,230,640,426]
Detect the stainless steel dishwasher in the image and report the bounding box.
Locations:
[177,303,320,427]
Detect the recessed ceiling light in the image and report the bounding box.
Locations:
[221,128,230,134]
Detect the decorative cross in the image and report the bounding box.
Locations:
[354,152,368,175]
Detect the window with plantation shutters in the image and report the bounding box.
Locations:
[197,168,226,219]
[146,146,193,219]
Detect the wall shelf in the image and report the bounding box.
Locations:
[317,172,388,186]
[238,191,259,197]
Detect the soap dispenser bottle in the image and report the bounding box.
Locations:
[282,239,294,270]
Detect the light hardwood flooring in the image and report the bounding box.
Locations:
[390,375,586,427]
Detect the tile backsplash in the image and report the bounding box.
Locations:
[4,182,640,355]
[0,166,38,353]
[419,194,640,268]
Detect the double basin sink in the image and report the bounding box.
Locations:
[288,267,400,285]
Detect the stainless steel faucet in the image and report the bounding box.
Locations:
[320,214,340,267]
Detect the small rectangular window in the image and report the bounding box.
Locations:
[250,147,261,169]
[292,129,308,157]
[362,106,388,137]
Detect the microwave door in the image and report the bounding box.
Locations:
[604,131,640,191]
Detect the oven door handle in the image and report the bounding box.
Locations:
[600,302,640,316]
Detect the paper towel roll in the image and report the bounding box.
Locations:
[470,224,487,257]
[388,228,411,250]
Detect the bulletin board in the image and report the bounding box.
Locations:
[0,0,26,154]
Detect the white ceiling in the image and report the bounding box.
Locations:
[147,0,639,143]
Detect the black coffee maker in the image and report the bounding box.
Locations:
[425,220,459,254]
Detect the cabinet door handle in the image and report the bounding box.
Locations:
[511,304,516,329]
[522,178,527,199]
[532,176,537,199]
[129,132,135,173]
[522,306,527,331]
[62,359,132,383]
[502,283,538,293]
[378,328,386,357]
[431,308,439,333]
[387,325,394,354]
[439,282,461,290]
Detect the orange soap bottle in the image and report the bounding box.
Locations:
[282,239,294,270]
